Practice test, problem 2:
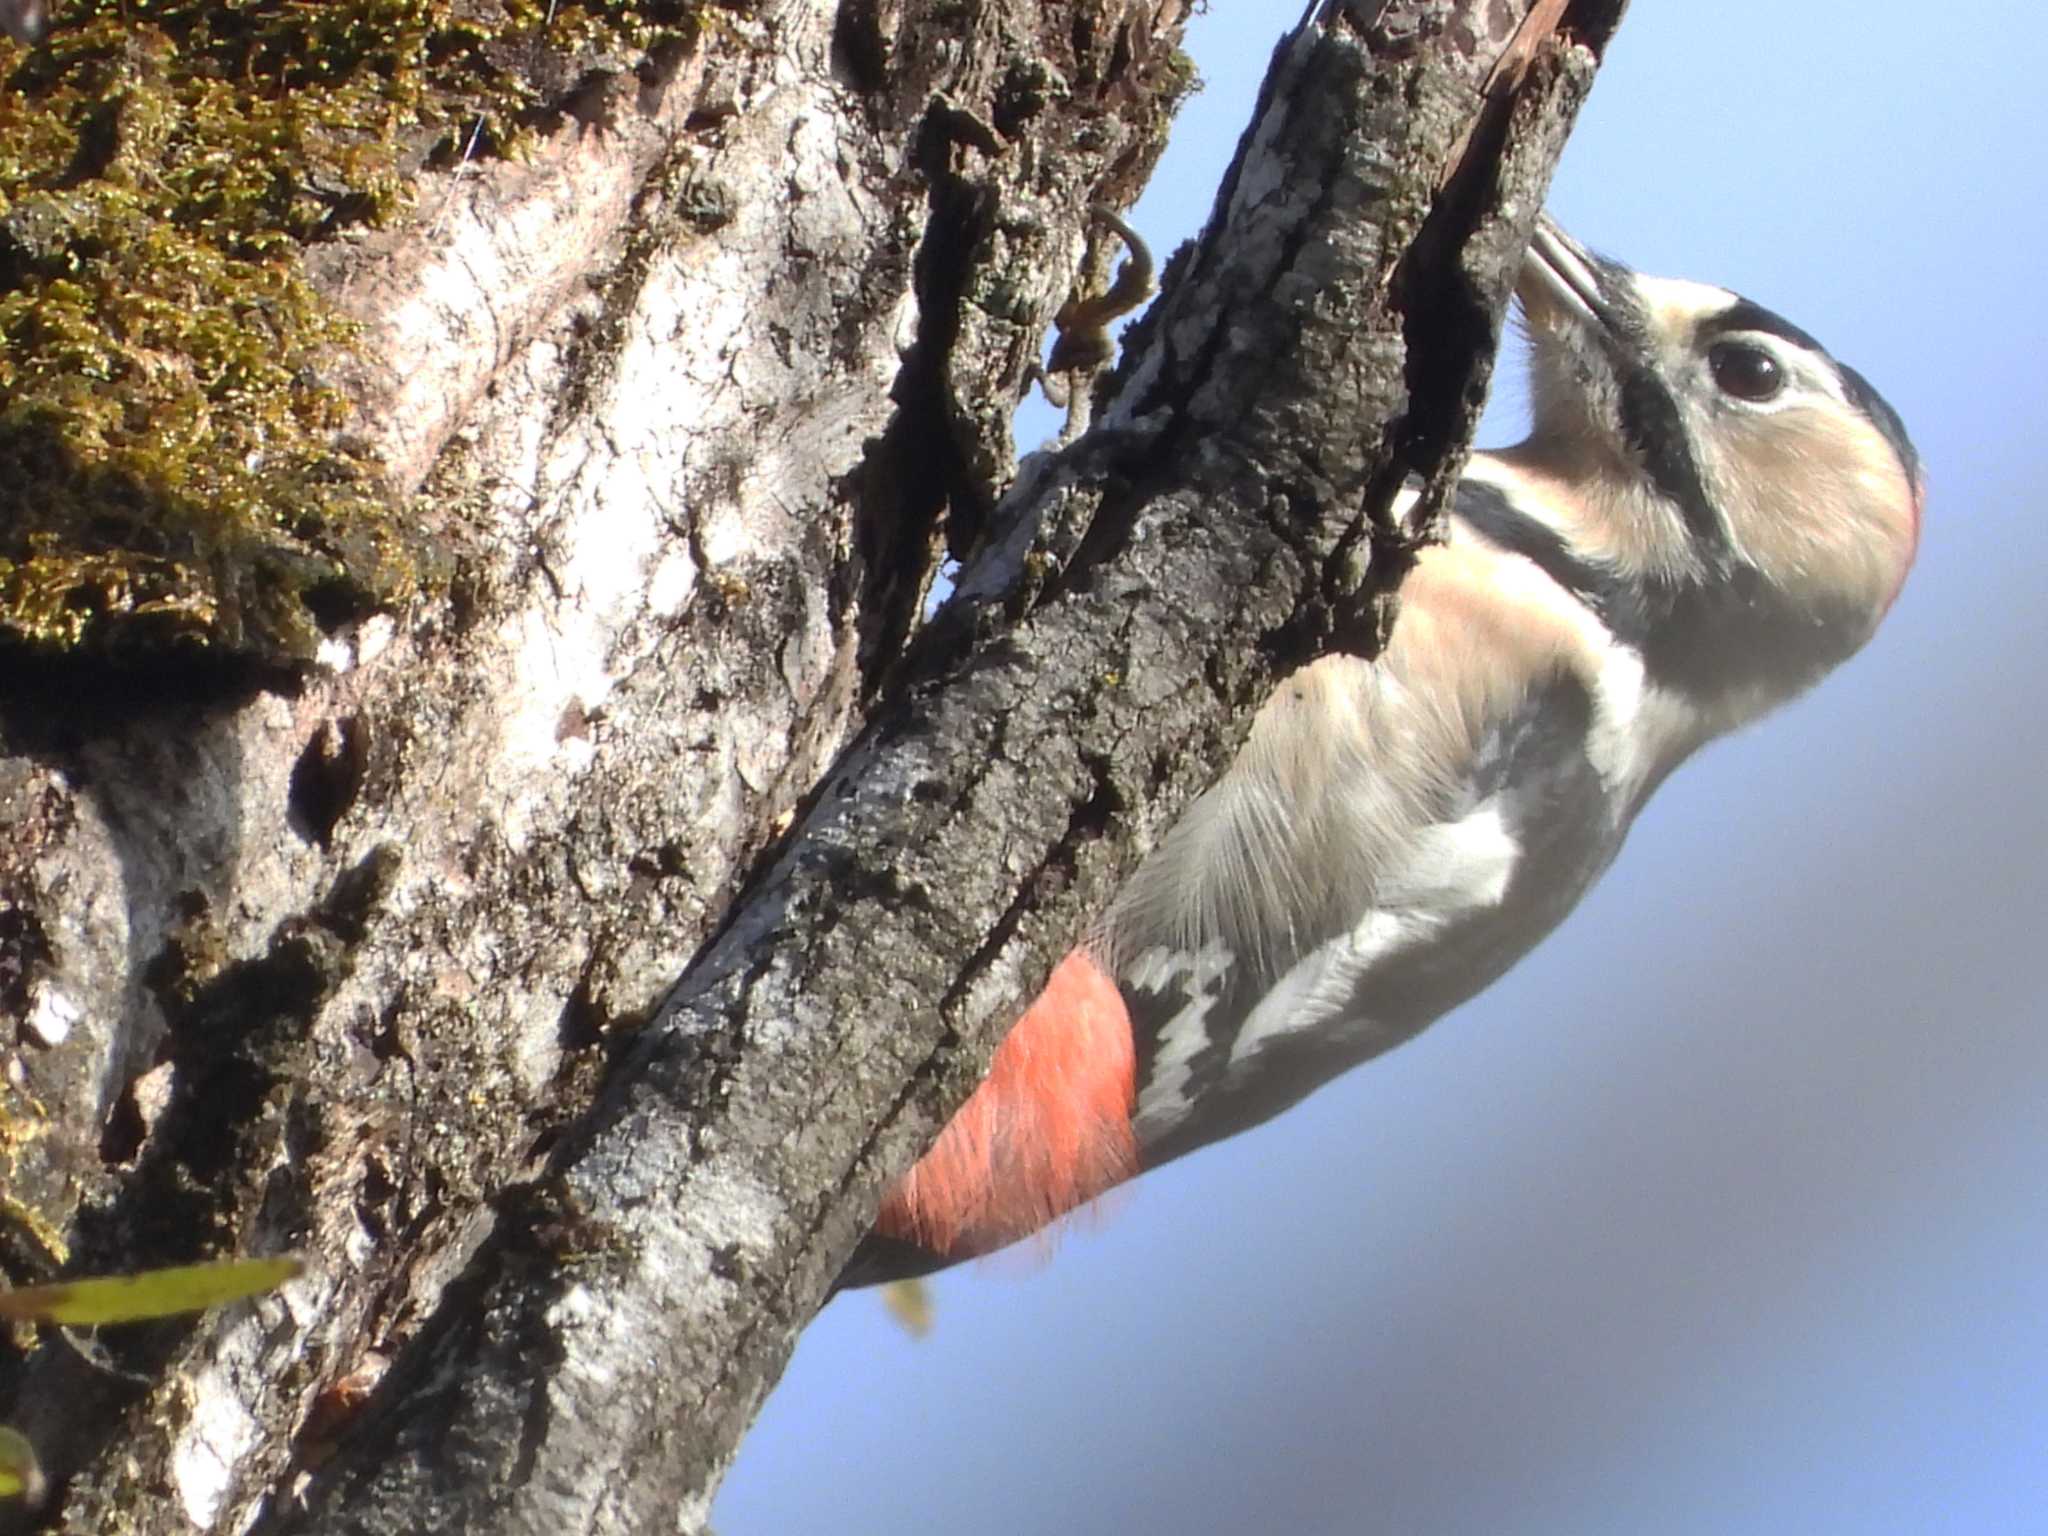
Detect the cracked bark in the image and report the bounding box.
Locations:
[0,1,1625,1530]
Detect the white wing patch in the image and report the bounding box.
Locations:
[1218,911,1420,1073]
[1374,796,1518,908]
[1585,641,1701,800]
[1584,641,1649,789]
[1112,513,1703,1150]
[1218,796,1521,1071]
[1129,798,1528,1137]
[1125,941,1235,1131]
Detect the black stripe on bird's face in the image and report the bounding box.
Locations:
[1611,359,1734,566]
[1559,252,1741,570]
[1524,235,1739,573]
[1454,478,1871,710]
[1451,479,1651,649]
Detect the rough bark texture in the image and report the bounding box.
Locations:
[0,0,1625,1530]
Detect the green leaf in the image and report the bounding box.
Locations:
[879,1278,934,1338]
[0,1425,44,1503]
[0,1255,303,1326]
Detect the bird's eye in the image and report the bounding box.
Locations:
[1708,341,1785,402]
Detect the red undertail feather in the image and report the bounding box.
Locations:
[875,948,1138,1261]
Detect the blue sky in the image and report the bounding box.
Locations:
[719,4,2048,1532]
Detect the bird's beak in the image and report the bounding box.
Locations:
[1516,217,1615,341]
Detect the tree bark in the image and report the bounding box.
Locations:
[0,1,1624,1530]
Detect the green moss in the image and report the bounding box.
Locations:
[1159,45,1200,116]
[0,1,716,662]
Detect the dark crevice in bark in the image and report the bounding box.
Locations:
[1563,0,1629,56]
[846,113,997,699]
[0,655,282,751]
[288,716,369,850]
[1389,0,1628,529]
[555,968,608,1053]
[828,0,889,96]
[0,902,52,1028]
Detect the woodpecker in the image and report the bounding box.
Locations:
[849,218,1923,1284]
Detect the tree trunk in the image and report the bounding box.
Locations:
[0,1,1623,1529]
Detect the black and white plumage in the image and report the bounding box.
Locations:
[862,220,1922,1278]
[1111,219,1922,1169]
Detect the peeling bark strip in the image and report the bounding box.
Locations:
[0,1,1622,1531]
